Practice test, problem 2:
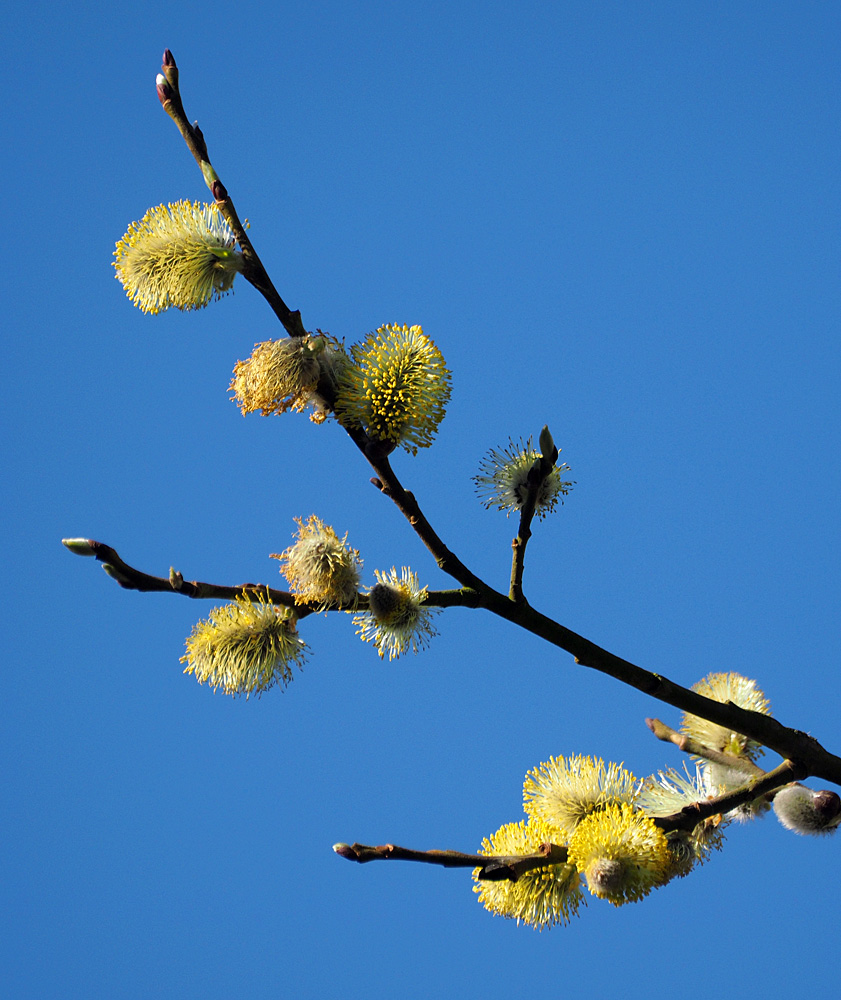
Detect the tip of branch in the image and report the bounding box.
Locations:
[62,538,97,556]
[332,843,359,861]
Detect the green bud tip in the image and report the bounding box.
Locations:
[62,538,96,556]
[539,425,557,462]
[101,563,130,585]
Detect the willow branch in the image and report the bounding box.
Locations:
[336,763,805,880]
[60,539,482,618]
[61,538,332,619]
[156,50,305,337]
[646,718,767,778]
[333,840,569,882]
[357,441,841,786]
[93,50,841,791]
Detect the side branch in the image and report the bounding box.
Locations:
[61,538,314,615]
[156,50,305,336]
[509,433,559,603]
[333,841,569,882]
[61,538,475,616]
[653,760,807,833]
[646,718,766,778]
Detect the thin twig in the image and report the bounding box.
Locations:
[509,457,545,604]
[333,841,569,882]
[652,760,806,833]
[60,538,480,616]
[646,718,767,778]
[156,50,306,336]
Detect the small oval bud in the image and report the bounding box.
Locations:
[62,538,96,556]
[155,73,173,104]
[539,424,557,462]
[774,783,841,836]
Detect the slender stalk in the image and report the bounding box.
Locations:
[653,760,806,833]
[157,50,305,337]
[646,717,766,778]
[333,840,569,882]
[509,449,557,603]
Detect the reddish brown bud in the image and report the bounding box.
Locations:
[211,179,229,203]
[160,50,179,89]
[813,790,841,824]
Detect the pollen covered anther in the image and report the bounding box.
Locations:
[568,803,671,906]
[335,324,451,454]
[523,755,638,840]
[273,516,362,609]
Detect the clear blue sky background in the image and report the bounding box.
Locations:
[4,2,840,997]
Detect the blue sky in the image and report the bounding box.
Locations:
[4,2,840,997]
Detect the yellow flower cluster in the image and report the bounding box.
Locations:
[114,201,242,313]
[231,333,350,424]
[681,671,773,822]
[335,324,451,454]
[474,749,725,929]
[181,592,306,698]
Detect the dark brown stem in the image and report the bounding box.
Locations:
[63,525,841,787]
[333,840,569,882]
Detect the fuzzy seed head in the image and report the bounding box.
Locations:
[473,818,585,930]
[272,516,362,609]
[474,437,573,518]
[568,803,671,905]
[523,755,639,840]
[335,324,451,454]
[353,567,439,660]
[114,201,242,314]
[180,592,306,697]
